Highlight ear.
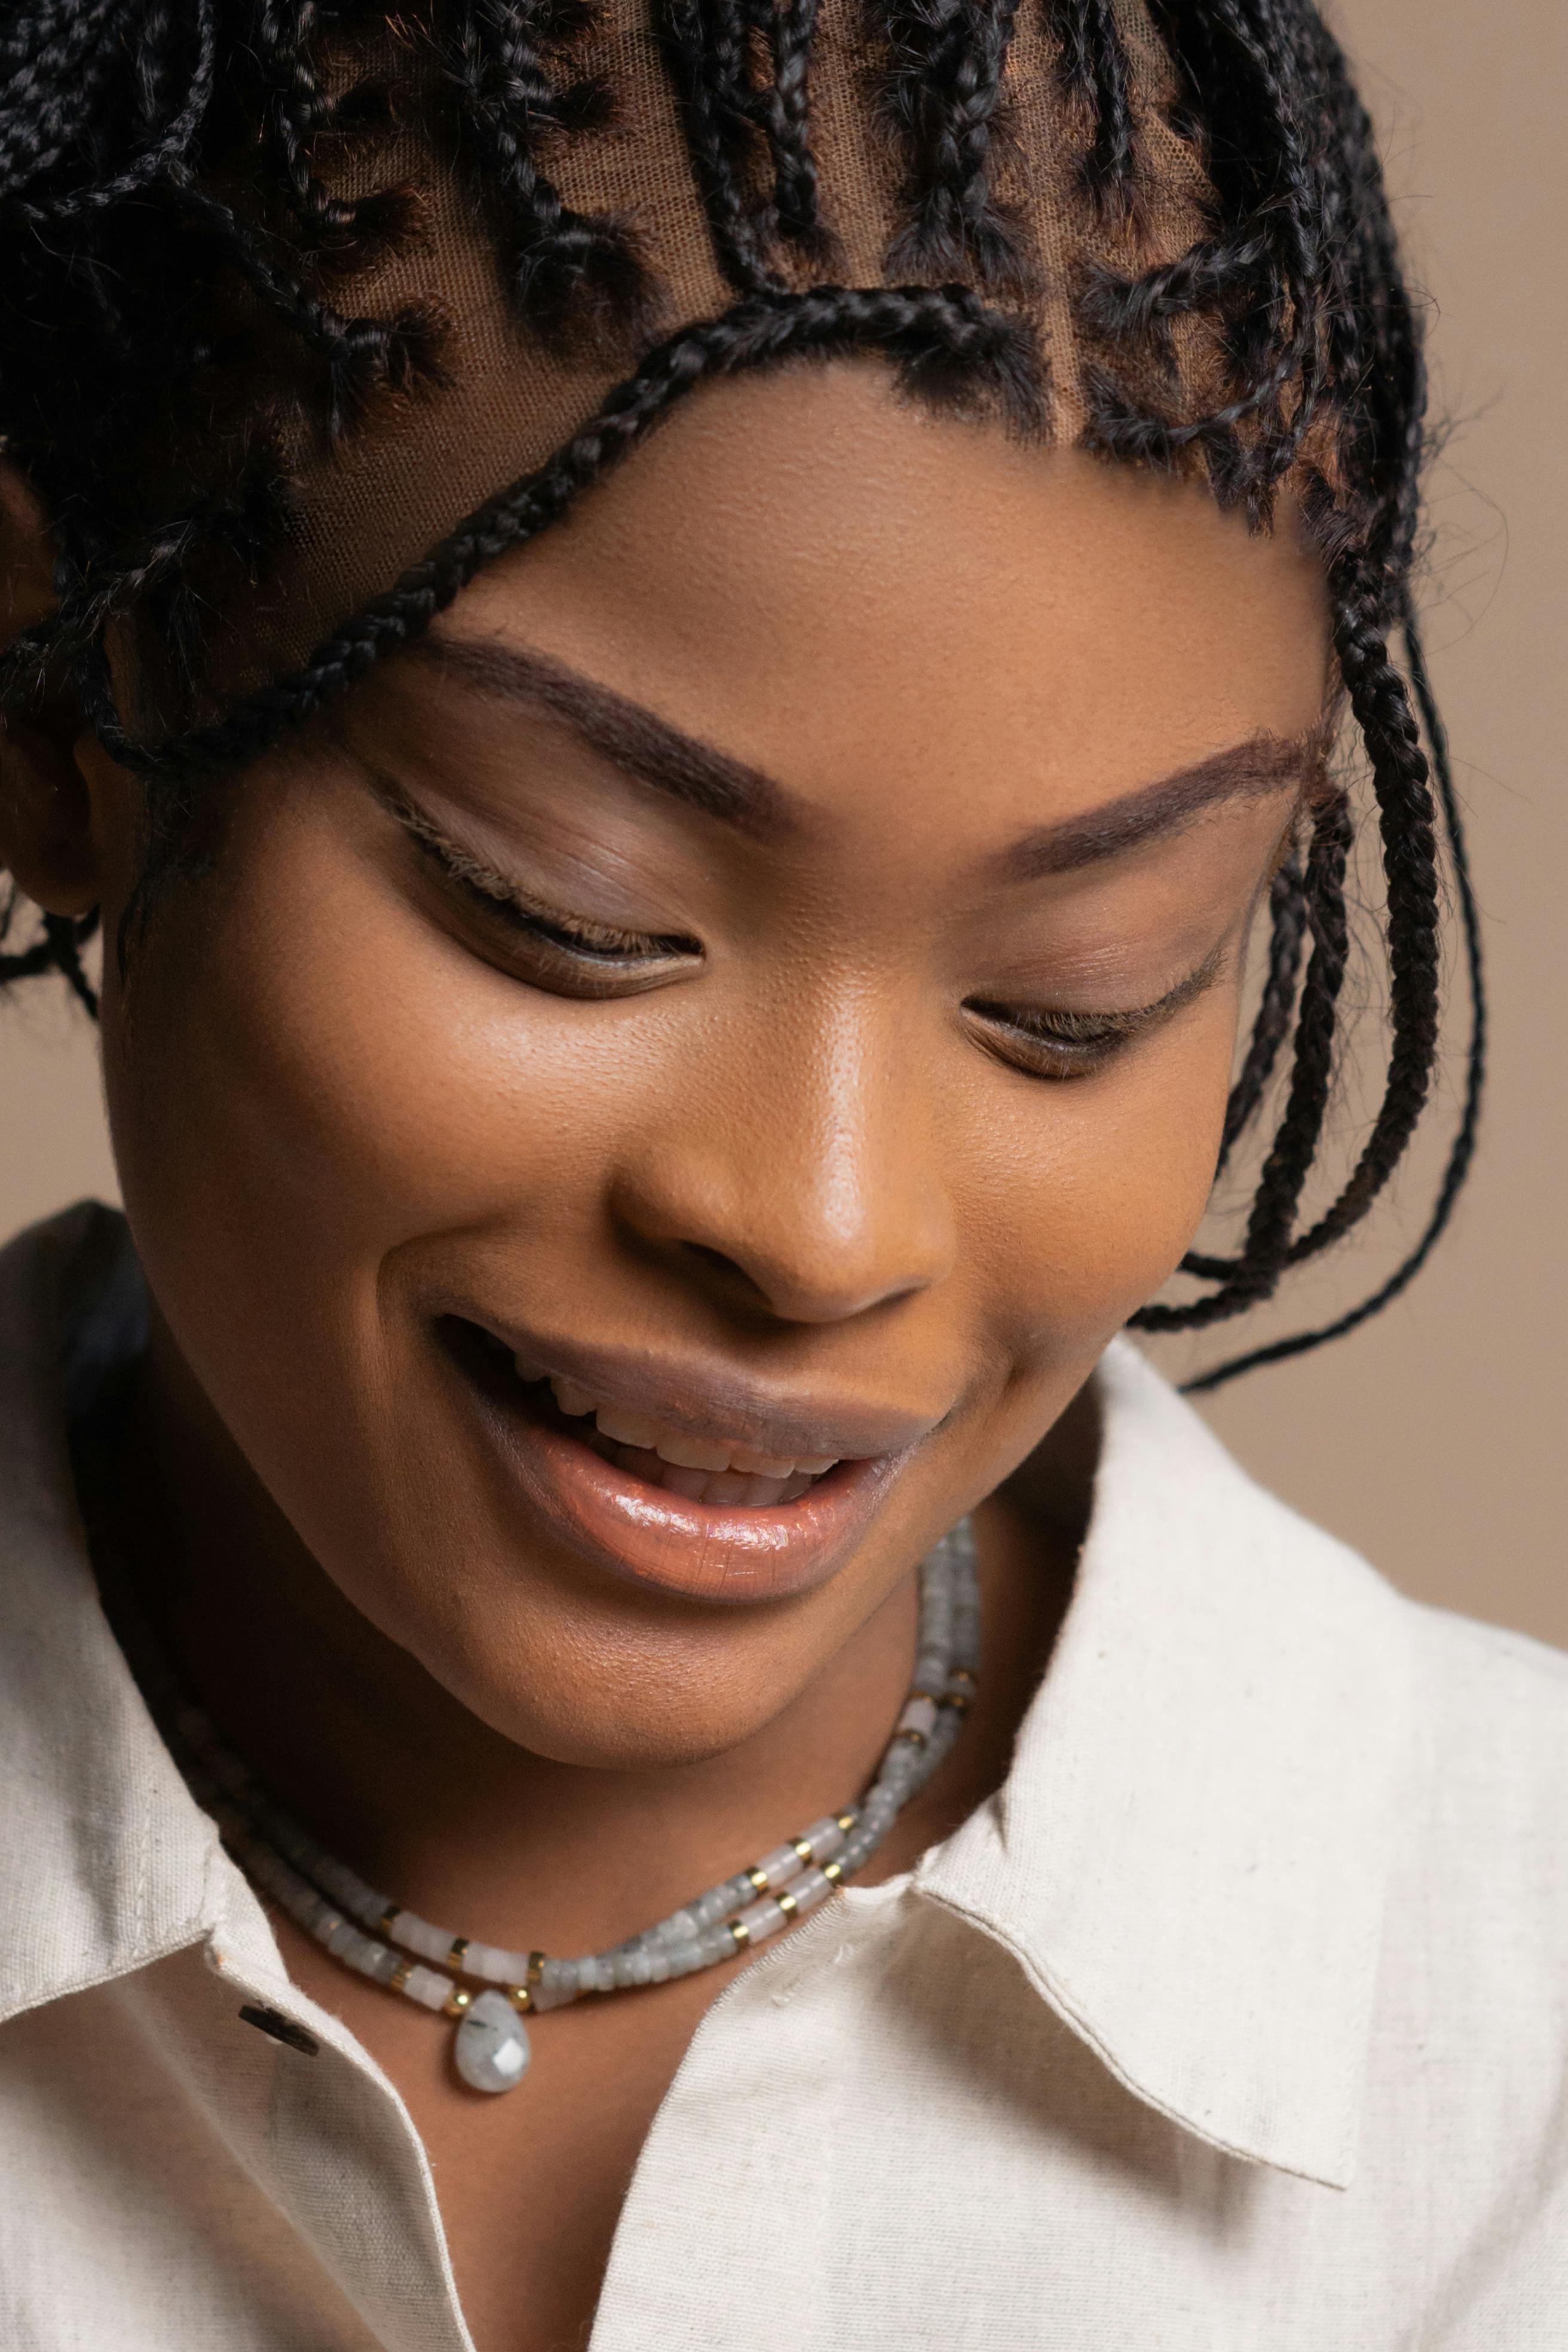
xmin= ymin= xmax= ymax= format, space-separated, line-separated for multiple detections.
xmin=0 ymin=459 xmax=106 ymax=918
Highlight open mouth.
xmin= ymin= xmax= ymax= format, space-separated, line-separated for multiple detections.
xmin=437 ymin=1316 xmax=910 ymax=1602
xmin=446 ymin=1321 xmax=846 ymax=1513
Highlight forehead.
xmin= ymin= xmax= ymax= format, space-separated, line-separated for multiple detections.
xmin=433 ymin=365 xmax=1331 ymax=814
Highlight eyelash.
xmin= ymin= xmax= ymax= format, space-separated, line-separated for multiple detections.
xmin=408 ymin=822 xmax=692 ymax=969
xmin=962 ymin=1000 xmax=1154 ymax=1079
xmin=463 ymin=871 xmax=677 ymax=961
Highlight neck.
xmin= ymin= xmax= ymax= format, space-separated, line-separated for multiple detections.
xmin=104 ymin=1315 xmax=1084 ymax=1958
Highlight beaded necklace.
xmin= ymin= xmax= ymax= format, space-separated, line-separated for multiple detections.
xmin=139 ymin=1520 xmax=981 ymax=2096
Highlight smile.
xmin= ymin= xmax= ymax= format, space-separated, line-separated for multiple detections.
xmin=437 ymin=1320 xmax=929 ymax=1605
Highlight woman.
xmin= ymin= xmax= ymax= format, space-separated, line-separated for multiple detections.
xmin=0 ymin=1 xmax=1544 ymax=2346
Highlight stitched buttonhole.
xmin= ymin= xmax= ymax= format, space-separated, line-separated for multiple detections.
xmin=239 ymin=2003 xmax=320 ymax=2057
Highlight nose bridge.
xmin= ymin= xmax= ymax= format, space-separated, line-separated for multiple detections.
xmin=613 ymin=976 xmax=956 ymax=1324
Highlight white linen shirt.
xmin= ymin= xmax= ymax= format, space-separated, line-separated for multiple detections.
xmin=5 ymin=1201 xmax=1568 ymax=2350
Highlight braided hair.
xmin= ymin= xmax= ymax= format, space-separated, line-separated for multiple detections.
xmin=0 ymin=0 xmax=1484 ymax=1388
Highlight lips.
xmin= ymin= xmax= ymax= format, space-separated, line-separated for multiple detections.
xmin=437 ymin=1320 xmax=930 ymax=1606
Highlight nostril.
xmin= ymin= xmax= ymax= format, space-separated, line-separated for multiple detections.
xmin=683 ymin=1241 xmax=769 ymax=1298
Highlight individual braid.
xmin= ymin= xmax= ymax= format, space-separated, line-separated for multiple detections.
xmin=753 ymin=0 xmax=831 ymax=254
xmin=1273 ymin=586 xmax=1441 ymax=1261
xmin=1215 ymin=853 xmax=1307 ymax=1174
xmin=659 ymin=0 xmax=782 ymax=290
xmin=1049 ymin=0 xmax=1138 ymax=219
xmin=872 ymin=0 xmax=1033 ymax=293
xmin=0 ymin=0 xmax=126 ymax=195
xmin=255 ymin=0 xmax=423 ymax=270
xmin=448 ymin=0 xmax=654 ymax=338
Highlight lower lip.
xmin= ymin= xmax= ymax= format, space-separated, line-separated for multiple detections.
xmin=449 ymin=1345 xmax=904 ymax=1606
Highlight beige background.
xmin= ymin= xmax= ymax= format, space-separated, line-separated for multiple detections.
xmin=2 ymin=0 xmax=1564 ymax=1639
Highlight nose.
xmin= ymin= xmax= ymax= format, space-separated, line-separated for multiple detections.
xmin=607 ymin=988 xmax=957 ymax=1327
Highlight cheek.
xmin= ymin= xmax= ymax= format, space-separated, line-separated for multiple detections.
xmin=961 ymin=1000 xmax=1237 ymax=1368
xmin=101 ymin=806 xmax=639 ymax=1367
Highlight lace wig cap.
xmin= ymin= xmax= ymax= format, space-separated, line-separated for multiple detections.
xmin=104 ymin=0 xmax=1306 ymax=757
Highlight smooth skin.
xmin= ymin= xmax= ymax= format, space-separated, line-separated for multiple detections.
xmin=0 ymin=360 xmax=1330 ymax=2351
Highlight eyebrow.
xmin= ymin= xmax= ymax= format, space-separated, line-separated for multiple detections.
xmin=412 ymin=632 xmax=796 ymax=842
xmin=414 ymin=630 xmax=1316 ymax=875
xmin=994 ymin=733 xmax=1319 ymax=881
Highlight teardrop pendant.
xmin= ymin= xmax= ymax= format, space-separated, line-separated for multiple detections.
xmin=454 ymin=1988 xmax=532 ymax=2094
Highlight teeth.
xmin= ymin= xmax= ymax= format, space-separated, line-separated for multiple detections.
xmin=727 ymin=1447 xmax=798 ymax=1478
xmin=651 ymin=1431 xmax=734 ymax=1472
xmin=544 ymin=1373 xmax=838 ymax=1497
xmin=593 ymin=1403 xmax=661 ymax=1450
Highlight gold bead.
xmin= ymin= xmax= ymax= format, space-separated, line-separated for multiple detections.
xmin=776 ymin=1889 xmax=798 ymax=1919
xmin=442 ymin=1984 xmax=473 ymax=2019
xmin=448 ymin=1936 xmax=470 ymax=1972
xmin=730 ymin=1920 xmax=751 ymax=1950
xmin=823 ymin=1860 xmax=844 ymax=1885
xmin=792 ymin=1838 xmax=814 ymax=1864
xmin=375 ymin=1903 xmax=400 ymax=1940
xmin=941 ymin=1690 xmax=973 ymax=1715
xmin=388 ymin=1956 xmax=415 ymax=1995
xmin=896 ymin=1726 xmax=928 ymax=1747
xmin=747 ymin=1865 xmax=770 ymax=1894
xmin=526 ymin=1950 xmax=545 ymax=1986
xmin=949 ymin=1667 xmax=977 ymax=1688
xmin=507 ymin=1983 xmax=532 ymax=2014
xmin=836 ymin=1811 xmax=858 ymax=1835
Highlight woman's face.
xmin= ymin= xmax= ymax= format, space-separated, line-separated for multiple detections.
xmin=82 ymin=364 xmax=1328 ymax=1766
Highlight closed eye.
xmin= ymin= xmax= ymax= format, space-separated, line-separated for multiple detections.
xmin=436 ymin=845 xmax=688 ymax=963
xmin=375 ymin=783 xmax=701 ymax=992
xmin=962 ymin=945 xmax=1227 ymax=1080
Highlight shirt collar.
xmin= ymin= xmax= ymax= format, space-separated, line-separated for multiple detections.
xmin=0 ymin=1208 xmax=1410 ymax=2188
xmin=0 ymin=1204 xmax=226 ymax=2024
xmin=918 ymin=1336 xmax=1412 ymax=2191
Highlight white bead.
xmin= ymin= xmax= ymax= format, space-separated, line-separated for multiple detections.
xmin=405 ymin=1965 xmax=454 ymax=2012
xmin=734 ymin=1897 xmax=786 ymax=1944
xmin=752 ymin=1843 xmax=803 ymax=1891
xmin=897 ymin=1695 xmax=939 ymax=1741
xmin=654 ymin=1908 xmax=699 ymax=1946
xmin=396 ymin=1913 xmax=452 ymax=1965
xmin=467 ymin=1942 xmax=530 ymax=1984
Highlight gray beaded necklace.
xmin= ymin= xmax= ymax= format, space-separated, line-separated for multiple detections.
xmin=157 ymin=1519 xmax=981 ymax=2095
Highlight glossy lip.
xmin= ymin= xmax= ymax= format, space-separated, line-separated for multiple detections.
xmin=437 ymin=1317 xmax=941 ymax=1606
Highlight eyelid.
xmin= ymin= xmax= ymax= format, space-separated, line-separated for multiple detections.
xmin=378 ymin=782 xmax=694 ymax=960
xmin=965 ymin=942 xmax=1229 ymax=1060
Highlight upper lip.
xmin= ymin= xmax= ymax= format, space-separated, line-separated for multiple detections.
xmin=464 ymin=1316 xmax=953 ymax=1463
